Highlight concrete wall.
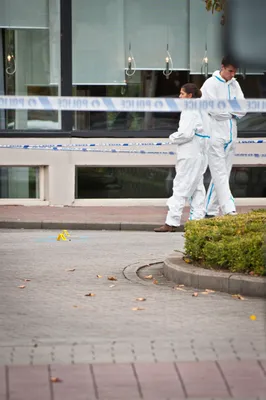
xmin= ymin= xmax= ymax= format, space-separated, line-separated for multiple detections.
xmin=0 ymin=137 xmax=265 ymax=206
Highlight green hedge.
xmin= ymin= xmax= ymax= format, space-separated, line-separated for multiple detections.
xmin=184 ymin=210 xmax=266 ymax=276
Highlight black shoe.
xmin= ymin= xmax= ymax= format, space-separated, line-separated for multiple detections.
xmin=204 ymin=214 xmax=216 ymax=219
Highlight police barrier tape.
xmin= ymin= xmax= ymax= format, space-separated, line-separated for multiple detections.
xmin=1 ymin=96 xmax=266 ymax=112
xmin=0 ymin=139 xmax=265 ymax=151
xmin=0 ymin=144 xmax=265 ymax=158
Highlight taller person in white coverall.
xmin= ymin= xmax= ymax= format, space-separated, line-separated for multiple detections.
xmin=201 ymin=56 xmax=246 ymax=217
xmin=154 ymin=83 xmax=208 ymax=232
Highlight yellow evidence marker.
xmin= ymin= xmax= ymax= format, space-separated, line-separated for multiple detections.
xmin=57 ymin=233 xmax=67 ymax=241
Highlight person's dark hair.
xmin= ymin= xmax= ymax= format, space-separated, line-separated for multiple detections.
xmin=221 ymin=55 xmax=239 ymax=69
xmin=181 ymin=83 xmax=202 ymax=98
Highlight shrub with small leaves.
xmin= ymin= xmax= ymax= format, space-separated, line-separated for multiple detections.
xmin=184 ymin=210 xmax=266 ymax=276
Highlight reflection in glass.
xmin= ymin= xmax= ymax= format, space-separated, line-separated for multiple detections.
xmin=0 ymin=167 xmax=39 ymax=198
xmin=76 ymin=167 xmax=266 ymax=199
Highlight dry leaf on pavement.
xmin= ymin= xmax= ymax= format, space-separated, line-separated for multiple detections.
xmin=192 ymin=292 xmax=198 ymax=297
xmin=183 ymin=257 xmax=192 ymax=264
xmin=132 ymin=307 xmax=145 ymax=311
xmin=66 ymin=268 xmax=75 ymax=272
xmin=178 ymin=284 xmax=184 ymax=287
xmin=144 ymin=275 xmax=153 ymax=279
xmin=24 ymin=279 xmax=31 ymax=282
xmin=96 ymin=275 xmax=102 ymax=278
xmin=50 ymin=377 xmax=62 ymax=383
xmin=84 ymin=293 xmax=95 ymax=297
xmin=18 ymin=285 xmax=26 ymax=289
xmin=109 ymin=285 xmax=115 ymax=288
xmin=232 ymin=294 xmax=245 ymax=300
xmin=205 ymin=289 xmax=215 ymax=293
xmin=108 ymin=276 xmax=117 ymax=281
xmin=153 ymin=279 xmax=158 ymax=285
xmin=175 ymin=287 xmax=185 ymax=291
xmin=136 ymin=297 xmax=146 ymax=301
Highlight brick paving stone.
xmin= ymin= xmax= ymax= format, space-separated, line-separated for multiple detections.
xmin=0 ymin=366 xmax=6 ymax=400
xmin=176 ymin=361 xmax=230 ymax=398
xmin=92 ymin=363 xmax=141 ymax=400
xmin=259 ymin=360 xmax=266 ymax=375
xmin=218 ymin=360 xmax=266 ymax=399
xmin=135 ymin=362 xmax=185 ymax=399
xmin=8 ymin=365 xmax=51 ymax=400
xmin=50 ymin=365 xmax=96 ymax=400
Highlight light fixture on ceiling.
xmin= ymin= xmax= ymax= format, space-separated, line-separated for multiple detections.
xmin=201 ymin=44 xmax=208 ymax=79
xmin=239 ymin=67 xmax=246 ymax=80
xmin=163 ymin=44 xmax=173 ymax=80
xmin=5 ymin=3 xmax=16 ymax=76
xmin=125 ymin=43 xmax=136 ymax=77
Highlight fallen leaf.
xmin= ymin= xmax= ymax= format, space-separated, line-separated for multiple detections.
xmin=153 ymin=279 xmax=158 ymax=285
xmin=201 ymin=291 xmax=209 ymax=295
xmin=96 ymin=275 xmax=102 ymax=278
xmin=183 ymin=257 xmax=192 ymax=264
xmin=84 ymin=293 xmax=95 ymax=297
xmin=50 ymin=377 xmax=62 ymax=383
xmin=109 ymin=285 xmax=115 ymax=288
xmin=18 ymin=285 xmax=26 ymax=289
xmin=66 ymin=268 xmax=75 ymax=272
xmin=73 ymin=305 xmax=78 ymax=308
xmin=136 ymin=297 xmax=146 ymax=302
xmin=205 ymin=289 xmax=215 ymax=293
xmin=24 ymin=279 xmax=31 ymax=282
xmin=175 ymin=287 xmax=185 ymax=291
xmin=192 ymin=292 xmax=198 ymax=297
xmin=178 ymin=284 xmax=185 ymax=287
xmin=232 ymin=294 xmax=245 ymax=300
xmin=144 ymin=275 xmax=153 ymax=279
xmin=250 ymin=314 xmax=257 ymax=321
xmin=108 ymin=276 xmax=117 ymax=281
xmin=132 ymin=307 xmax=145 ymax=311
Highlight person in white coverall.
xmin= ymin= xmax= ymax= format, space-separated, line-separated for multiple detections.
xmin=154 ymin=83 xmax=209 ymax=232
xmin=201 ymin=56 xmax=246 ymax=217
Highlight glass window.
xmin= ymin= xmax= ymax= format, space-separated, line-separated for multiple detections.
xmin=0 ymin=0 xmax=60 ymax=130
xmin=73 ymin=70 xmax=190 ymax=131
xmin=236 ymin=74 xmax=266 ymax=132
xmin=76 ymin=166 xmax=266 ymax=199
xmin=0 ymin=0 xmax=265 ymax=135
xmin=72 ymin=0 xmax=125 ymax=86
xmin=0 ymin=167 xmax=40 ymax=198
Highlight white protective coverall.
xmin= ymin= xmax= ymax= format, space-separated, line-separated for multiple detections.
xmin=165 ymin=110 xmax=209 ymax=227
xmin=201 ymin=70 xmax=246 ymax=216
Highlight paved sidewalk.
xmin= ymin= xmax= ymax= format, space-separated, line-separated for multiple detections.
xmin=1 ymin=230 xmax=265 ymax=399
xmin=0 ymin=205 xmax=264 ymax=230
xmin=1 ymin=360 xmax=266 ymax=400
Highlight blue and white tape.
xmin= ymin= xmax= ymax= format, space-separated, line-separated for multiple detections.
xmin=0 ymin=144 xmax=176 ymax=156
xmin=1 ymin=96 xmax=266 ymax=112
xmin=0 ymin=139 xmax=265 ymax=151
xmin=0 ymin=144 xmax=265 ymax=158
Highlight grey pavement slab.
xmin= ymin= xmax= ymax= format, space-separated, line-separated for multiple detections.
xmin=0 ymin=229 xmax=265 ymax=367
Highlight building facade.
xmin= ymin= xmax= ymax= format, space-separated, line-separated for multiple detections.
xmin=0 ymin=0 xmax=265 ymax=205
